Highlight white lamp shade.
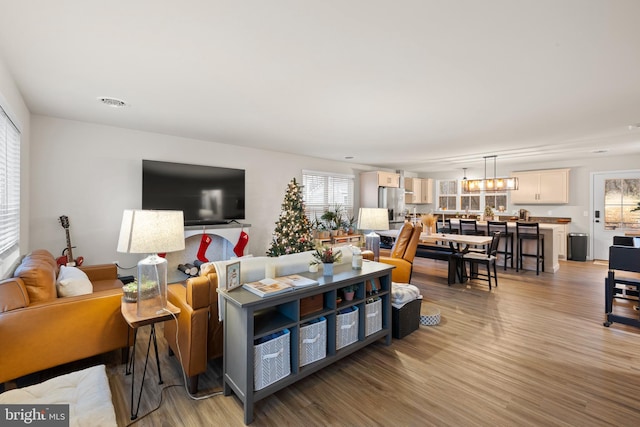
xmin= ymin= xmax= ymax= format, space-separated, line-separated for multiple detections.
xmin=357 ymin=208 xmax=389 ymax=231
xmin=117 ymin=210 xmax=185 ymax=254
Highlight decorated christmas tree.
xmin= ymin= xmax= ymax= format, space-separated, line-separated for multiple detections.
xmin=267 ymin=177 xmax=315 ymax=256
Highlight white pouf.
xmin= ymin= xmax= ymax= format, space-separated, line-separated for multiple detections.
xmin=420 ymin=304 xmax=441 ymax=326
xmin=0 ymin=364 xmax=117 ymax=427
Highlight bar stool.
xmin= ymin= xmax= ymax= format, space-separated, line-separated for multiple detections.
xmin=516 ymin=222 xmax=544 ymax=275
xmin=459 ymin=219 xmax=484 ymax=236
xmin=437 ymin=218 xmax=456 ymax=234
xmin=487 ymin=220 xmax=514 ymax=270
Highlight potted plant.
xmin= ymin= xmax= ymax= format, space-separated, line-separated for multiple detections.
xmin=321 ymin=205 xmax=346 ymax=236
xmin=311 ymin=246 xmax=342 ymax=276
xmin=484 ymin=205 xmax=494 ymax=221
xmin=342 ymin=284 xmax=358 ymax=301
xmin=122 ymin=280 xmax=158 ymax=302
xmin=346 ymin=215 xmax=357 ymax=235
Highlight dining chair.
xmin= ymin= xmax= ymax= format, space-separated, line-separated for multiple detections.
xmin=460 ymin=231 xmax=501 ymax=290
xmin=516 ymin=222 xmax=544 ymax=275
xmin=458 ymin=219 xmax=486 ymax=253
xmin=487 ymin=221 xmax=514 ymax=270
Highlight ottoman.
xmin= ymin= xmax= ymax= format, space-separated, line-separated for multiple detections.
xmin=0 ymin=364 xmax=117 ymax=426
xmin=392 ymin=298 xmax=422 ymax=338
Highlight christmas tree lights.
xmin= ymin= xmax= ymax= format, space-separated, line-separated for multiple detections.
xmin=267 ymin=178 xmax=315 ymax=257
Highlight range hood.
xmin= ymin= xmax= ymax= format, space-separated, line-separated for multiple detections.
xmin=396 ymin=170 xmax=412 ymax=193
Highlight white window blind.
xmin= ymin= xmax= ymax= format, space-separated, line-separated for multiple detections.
xmin=302 ymin=170 xmax=354 ymax=224
xmin=0 ymin=105 xmax=20 ymax=259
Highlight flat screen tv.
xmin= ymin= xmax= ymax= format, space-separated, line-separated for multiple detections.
xmin=142 ymin=159 xmax=245 ymax=225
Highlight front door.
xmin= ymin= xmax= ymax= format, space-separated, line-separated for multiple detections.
xmin=591 ymin=171 xmax=640 ymax=260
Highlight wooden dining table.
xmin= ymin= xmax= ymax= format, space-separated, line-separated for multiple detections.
xmin=417 ymin=232 xmax=493 ymax=284
xmin=419 ymin=232 xmax=493 ymax=247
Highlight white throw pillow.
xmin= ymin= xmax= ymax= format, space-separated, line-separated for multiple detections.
xmin=56 ymin=265 xmax=93 ymax=297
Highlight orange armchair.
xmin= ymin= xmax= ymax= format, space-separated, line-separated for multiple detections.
xmin=378 ymin=222 xmax=422 ymax=283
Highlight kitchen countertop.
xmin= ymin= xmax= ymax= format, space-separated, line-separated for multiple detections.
xmin=406 ymin=214 xmax=571 ymax=224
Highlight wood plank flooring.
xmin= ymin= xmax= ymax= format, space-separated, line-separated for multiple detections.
xmin=9 ymin=257 xmax=640 ymax=426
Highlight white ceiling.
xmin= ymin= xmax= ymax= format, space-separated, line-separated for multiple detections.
xmin=0 ymin=0 xmax=639 ymax=172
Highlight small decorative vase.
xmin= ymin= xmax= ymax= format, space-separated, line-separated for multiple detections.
xmin=344 ymin=291 xmax=355 ymax=301
xmin=323 ymin=263 xmax=334 ymax=276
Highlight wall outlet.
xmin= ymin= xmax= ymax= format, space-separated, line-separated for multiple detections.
xmin=547 ymin=210 xmax=552 ymax=216
xmin=583 ymin=211 xmax=589 ymax=217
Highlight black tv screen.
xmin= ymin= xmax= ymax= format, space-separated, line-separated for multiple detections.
xmin=142 ymin=160 xmax=245 ymax=225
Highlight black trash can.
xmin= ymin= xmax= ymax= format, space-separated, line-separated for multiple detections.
xmin=567 ymin=233 xmax=588 ymax=261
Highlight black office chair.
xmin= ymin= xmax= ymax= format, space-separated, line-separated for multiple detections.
xmin=613 ymin=236 xmax=635 ymax=246
xmin=487 ymin=221 xmax=514 ymax=270
xmin=461 ymin=231 xmax=501 ymax=290
xmin=516 ymin=222 xmax=544 ymax=275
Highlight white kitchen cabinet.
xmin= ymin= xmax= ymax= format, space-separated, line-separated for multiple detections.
xmin=556 ymin=224 xmax=568 ymax=259
xmin=404 ymin=178 xmax=433 ymax=204
xmin=420 ymin=178 xmax=433 ymax=203
xmin=374 ymin=171 xmax=400 ymax=187
xmin=404 ymin=177 xmax=422 ymax=204
xmin=511 ymin=169 xmax=570 ymax=204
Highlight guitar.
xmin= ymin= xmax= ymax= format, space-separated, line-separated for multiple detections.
xmin=57 ymin=215 xmax=84 ymax=267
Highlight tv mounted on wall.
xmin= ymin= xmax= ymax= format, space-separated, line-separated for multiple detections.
xmin=142 ymin=159 xmax=245 ymax=225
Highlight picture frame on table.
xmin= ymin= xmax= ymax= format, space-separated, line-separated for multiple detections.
xmin=226 ymin=261 xmax=241 ymax=291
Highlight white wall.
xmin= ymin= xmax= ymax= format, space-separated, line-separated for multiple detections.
xmin=0 ymin=57 xmax=30 ymax=277
xmin=29 ymin=115 xmax=376 ymax=267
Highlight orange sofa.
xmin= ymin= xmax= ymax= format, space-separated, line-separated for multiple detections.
xmin=0 ymin=250 xmax=129 ymax=385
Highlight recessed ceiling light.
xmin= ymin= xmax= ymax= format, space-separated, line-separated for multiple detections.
xmin=628 ymin=123 xmax=640 ymax=130
xmin=344 ymin=156 xmax=354 ymax=160
xmin=592 ymin=149 xmax=608 ymax=154
xmin=97 ymin=96 xmax=128 ymax=108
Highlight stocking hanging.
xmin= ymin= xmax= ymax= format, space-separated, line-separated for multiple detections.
xmin=234 ymin=230 xmax=249 ymax=257
xmin=197 ymin=234 xmax=212 ymax=262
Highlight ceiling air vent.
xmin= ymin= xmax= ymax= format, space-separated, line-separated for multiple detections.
xmin=97 ymin=96 xmax=128 ymax=108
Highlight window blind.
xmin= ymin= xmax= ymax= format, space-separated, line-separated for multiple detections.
xmin=0 ymin=105 xmax=20 ymax=258
xmin=302 ymin=171 xmax=354 ymax=223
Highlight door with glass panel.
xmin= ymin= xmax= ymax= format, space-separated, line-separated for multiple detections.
xmin=592 ymin=171 xmax=640 ymax=260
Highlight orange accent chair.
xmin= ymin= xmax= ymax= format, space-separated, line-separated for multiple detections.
xmin=364 ymin=222 xmax=421 ymax=283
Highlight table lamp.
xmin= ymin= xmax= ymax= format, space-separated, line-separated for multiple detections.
xmin=357 ymin=208 xmax=389 ymax=261
xmin=117 ymin=210 xmax=185 ymax=317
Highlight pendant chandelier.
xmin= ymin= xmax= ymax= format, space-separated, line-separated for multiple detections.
xmin=461 ymin=155 xmax=518 ymax=192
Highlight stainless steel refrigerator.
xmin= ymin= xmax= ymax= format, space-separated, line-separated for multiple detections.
xmin=378 ymin=186 xmax=406 ymax=229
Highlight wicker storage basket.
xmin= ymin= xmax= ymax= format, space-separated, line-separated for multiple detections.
xmin=254 ymin=329 xmax=291 ymax=390
xmin=299 ymin=317 xmax=327 ymax=367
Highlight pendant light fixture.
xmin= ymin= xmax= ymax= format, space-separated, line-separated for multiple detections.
xmin=461 ymin=155 xmax=518 ymax=192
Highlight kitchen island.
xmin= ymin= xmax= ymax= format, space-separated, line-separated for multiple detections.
xmin=382 ymin=220 xmax=565 ymax=273
xmin=450 ymin=220 xmax=564 ymax=273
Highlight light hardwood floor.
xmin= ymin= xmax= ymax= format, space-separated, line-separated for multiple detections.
xmin=13 ymin=257 xmax=640 ymax=426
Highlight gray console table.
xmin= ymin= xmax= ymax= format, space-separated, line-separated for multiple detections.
xmin=219 ymin=260 xmax=393 ymax=424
